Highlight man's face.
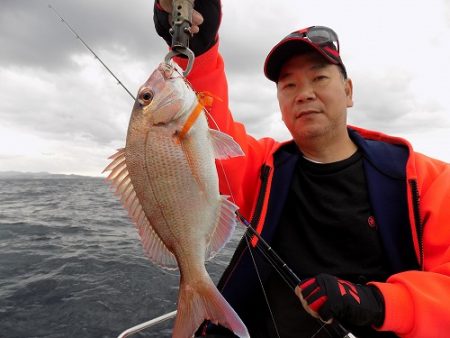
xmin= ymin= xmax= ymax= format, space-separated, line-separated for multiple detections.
xmin=276 ymin=52 xmax=353 ymax=143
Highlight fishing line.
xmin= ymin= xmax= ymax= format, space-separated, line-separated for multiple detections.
xmin=246 ymin=232 xmax=335 ymax=338
xmin=243 ymin=232 xmax=292 ymax=292
xmin=311 ymin=322 xmax=331 ymax=338
xmin=244 ymin=234 xmax=282 ymax=338
xmin=48 ymin=4 xmax=136 ymax=101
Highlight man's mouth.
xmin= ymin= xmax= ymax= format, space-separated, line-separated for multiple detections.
xmin=295 ymin=110 xmax=320 ymax=119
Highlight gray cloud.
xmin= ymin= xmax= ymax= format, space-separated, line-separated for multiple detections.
xmin=349 ymin=70 xmax=449 ymax=133
xmin=0 ymin=0 xmax=161 ymax=71
xmin=0 ymin=66 xmax=129 ymax=146
xmin=224 ymin=72 xmax=279 ymax=136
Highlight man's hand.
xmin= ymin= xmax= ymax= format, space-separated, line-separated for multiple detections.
xmin=294 ymin=273 xmax=385 ymax=327
xmin=154 ymin=0 xmax=221 ymax=56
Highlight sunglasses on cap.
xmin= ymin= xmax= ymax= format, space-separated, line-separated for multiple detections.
xmin=286 ymin=26 xmax=341 ymax=63
xmin=264 ymin=25 xmax=347 ymax=81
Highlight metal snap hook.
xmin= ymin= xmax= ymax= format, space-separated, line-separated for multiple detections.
xmin=164 ymin=47 xmax=195 ymax=77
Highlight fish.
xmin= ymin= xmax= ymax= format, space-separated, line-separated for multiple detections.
xmin=103 ymin=62 xmax=249 ymax=338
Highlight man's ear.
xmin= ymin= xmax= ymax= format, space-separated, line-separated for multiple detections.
xmin=345 ymin=78 xmax=353 ymax=108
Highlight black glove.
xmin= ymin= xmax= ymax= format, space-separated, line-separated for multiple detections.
xmin=298 ymin=273 xmax=385 ymax=327
xmin=153 ymin=0 xmax=221 ymax=56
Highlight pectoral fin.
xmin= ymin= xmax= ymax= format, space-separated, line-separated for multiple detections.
xmin=209 ymin=129 xmax=244 ymax=160
xmin=205 ymin=196 xmax=239 ymax=261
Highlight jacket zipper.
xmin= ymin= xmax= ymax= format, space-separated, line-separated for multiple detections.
xmin=409 ymin=179 xmax=424 ymax=269
xmin=250 ymin=165 xmax=271 ymax=228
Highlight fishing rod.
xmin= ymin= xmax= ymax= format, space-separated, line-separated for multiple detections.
xmin=48 ymin=4 xmax=136 ymax=101
xmin=236 ymin=212 xmax=357 ymax=338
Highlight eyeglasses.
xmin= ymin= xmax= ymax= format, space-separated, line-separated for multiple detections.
xmin=286 ymin=26 xmax=341 ymax=62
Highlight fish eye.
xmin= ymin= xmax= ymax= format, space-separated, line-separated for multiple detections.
xmin=138 ymin=89 xmax=154 ymax=105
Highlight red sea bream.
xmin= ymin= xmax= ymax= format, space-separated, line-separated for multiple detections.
xmin=104 ymin=62 xmax=249 ymax=338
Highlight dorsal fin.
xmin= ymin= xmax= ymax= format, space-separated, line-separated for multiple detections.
xmin=104 ymin=148 xmax=178 ymax=270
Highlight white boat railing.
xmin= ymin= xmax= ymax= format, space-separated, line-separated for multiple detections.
xmin=117 ymin=310 xmax=177 ymax=338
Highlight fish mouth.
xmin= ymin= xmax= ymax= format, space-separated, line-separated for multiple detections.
xmin=158 ymin=62 xmax=185 ymax=80
xmin=158 ymin=62 xmax=175 ymax=79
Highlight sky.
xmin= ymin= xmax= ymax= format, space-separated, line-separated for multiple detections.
xmin=1 ymin=0 xmax=449 ymax=176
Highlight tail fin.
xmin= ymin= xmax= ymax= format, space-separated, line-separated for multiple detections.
xmin=172 ymin=275 xmax=249 ymax=338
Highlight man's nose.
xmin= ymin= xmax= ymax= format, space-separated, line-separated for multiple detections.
xmin=295 ymin=84 xmax=316 ymax=102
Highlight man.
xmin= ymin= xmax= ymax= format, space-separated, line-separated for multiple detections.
xmin=154 ymin=1 xmax=450 ymax=337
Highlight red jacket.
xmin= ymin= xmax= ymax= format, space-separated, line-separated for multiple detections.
xmin=177 ymin=42 xmax=450 ymax=337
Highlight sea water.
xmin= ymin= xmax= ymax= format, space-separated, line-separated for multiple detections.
xmin=0 ymin=177 xmax=241 ymax=338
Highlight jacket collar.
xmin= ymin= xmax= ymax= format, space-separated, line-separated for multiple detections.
xmin=348 ymin=127 xmax=410 ymax=179
xmin=272 ymin=127 xmax=410 ymax=179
